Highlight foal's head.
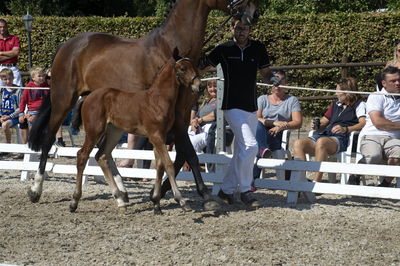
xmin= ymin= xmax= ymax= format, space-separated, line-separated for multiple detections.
xmin=173 ymin=50 xmax=201 ymax=94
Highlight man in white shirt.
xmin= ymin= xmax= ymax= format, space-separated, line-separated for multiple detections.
xmin=357 ymin=66 xmax=400 ymax=187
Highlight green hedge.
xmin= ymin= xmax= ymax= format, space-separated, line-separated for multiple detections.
xmin=3 ymin=12 xmax=400 ymax=115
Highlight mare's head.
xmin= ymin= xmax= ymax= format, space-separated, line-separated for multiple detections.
xmin=220 ymin=0 xmax=258 ymax=25
xmin=173 ymin=49 xmax=201 ymax=94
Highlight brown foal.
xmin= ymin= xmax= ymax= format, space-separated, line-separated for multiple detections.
xmin=70 ymin=51 xmax=200 ymax=214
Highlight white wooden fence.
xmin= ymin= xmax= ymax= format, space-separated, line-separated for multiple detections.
xmin=1 ymin=143 xmax=400 ymax=205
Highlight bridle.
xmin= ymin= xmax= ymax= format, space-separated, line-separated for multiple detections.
xmin=203 ymin=0 xmax=256 ymax=49
xmin=175 ymin=58 xmax=199 ymax=87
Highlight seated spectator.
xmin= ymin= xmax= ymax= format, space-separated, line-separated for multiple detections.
xmin=18 ymin=67 xmax=49 ymax=143
xmin=0 ymin=68 xmax=21 ymax=143
xmin=356 ymin=66 xmax=400 ymax=187
xmin=188 ymin=79 xmax=218 ymax=153
xmin=253 ymin=70 xmax=302 ymax=180
xmin=292 ymin=77 xmax=366 ymax=182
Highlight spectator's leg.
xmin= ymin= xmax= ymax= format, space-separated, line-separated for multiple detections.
xmin=19 ymin=119 xmax=29 ymax=144
xmin=313 ymin=137 xmax=337 ymax=182
xmin=381 ymin=138 xmax=400 ymax=185
xmin=189 ymin=132 xmax=208 ymax=153
xmin=117 ymin=133 xmax=137 ymax=167
xmin=2 ymin=120 xmax=12 ymax=143
xmin=55 ymin=127 xmax=66 ymax=147
xmin=253 ymin=122 xmax=269 ymax=180
xmin=255 ymin=121 xmax=268 ymax=154
xmin=292 ymin=137 xmax=316 ymax=161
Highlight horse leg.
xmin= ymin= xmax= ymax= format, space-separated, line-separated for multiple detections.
xmin=28 ymin=94 xmax=77 ymax=203
xmin=28 ymin=138 xmax=54 ymax=203
xmin=102 ymin=126 xmax=129 ymax=203
xmin=161 ymin=123 xmax=220 ymax=210
xmin=70 ymin=138 xmax=96 ymax=212
xmin=95 ymin=126 xmax=128 ymax=211
xmin=151 ymin=157 xmax=164 ymax=215
xmin=150 ymin=134 xmax=191 ymax=212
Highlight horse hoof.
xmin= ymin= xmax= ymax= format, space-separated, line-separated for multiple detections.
xmin=122 ymin=192 xmax=129 ymax=203
xmin=181 ymin=204 xmax=192 ymax=212
xmin=118 ymin=206 xmax=127 ymax=213
xmin=27 ymin=189 xmax=41 ymax=203
xmin=154 ymin=208 xmax=163 ymax=215
xmin=69 ymin=203 xmax=78 ymax=213
xmin=203 ymin=199 xmax=221 ymax=211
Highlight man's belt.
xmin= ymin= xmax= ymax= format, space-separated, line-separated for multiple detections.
xmin=0 ymin=63 xmax=17 ymax=67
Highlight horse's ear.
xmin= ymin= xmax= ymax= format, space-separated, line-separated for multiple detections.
xmin=172 ymin=47 xmax=180 ymax=61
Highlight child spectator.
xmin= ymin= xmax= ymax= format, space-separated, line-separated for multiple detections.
xmin=0 ymin=68 xmax=21 ymax=143
xmin=18 ymin=67 xmax=49 ymax=143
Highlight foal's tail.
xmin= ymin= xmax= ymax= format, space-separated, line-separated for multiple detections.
xmin=28 ymin=94 xmax=52 ymax=152
xmin=70 ymin=93 xmax=89 ymax=131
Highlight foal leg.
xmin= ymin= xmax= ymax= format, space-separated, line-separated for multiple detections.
xmin=151 ymin=157 xmax=164 ymax=215
xmin=96 ymin=128 xmax=128 ymax=211
xmin=97 ymin=126 xmax=129 ymax=203
xmin=151 ymin=135 xmax=191 ymax=212
xmin=70 ymin=137 xmax=97 ymax=212
xmin=162 ymin=122 xmax=219 ymax=210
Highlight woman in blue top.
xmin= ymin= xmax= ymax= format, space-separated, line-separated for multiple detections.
xmin=253 ymin=70 xmax=302 ymax=180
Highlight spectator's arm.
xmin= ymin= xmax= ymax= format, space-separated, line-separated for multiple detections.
xmin=0 ymin=47 xmax=20 ymax=61
xmin=348 ymin=116 xmax=366 ymax=132
xmin=319 ymin=116 xmax=330 ymax=129
xmin=198 ymin=111 xmax=215 ymax=124
xmin=257 ymin=109 xmax=266 ymax=124
xmin=287 ymin=111 xmax=302 ymax=129
xmin=369 ymin=110 xmax=400 ymax=131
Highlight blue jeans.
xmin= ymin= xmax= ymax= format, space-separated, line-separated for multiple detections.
xmin=253 ymin=121 xmax=283 ymax=179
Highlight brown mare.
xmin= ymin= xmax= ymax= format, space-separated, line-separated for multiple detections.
xmin=70 ymin=50 xmax=200 ymax=214
xmin=27 ymin=0 xmax=257 ymax=209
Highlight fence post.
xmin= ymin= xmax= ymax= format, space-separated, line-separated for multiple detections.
xmin=341 ymin=56 xmax=348 ymax=78
xmin=216 ymin=64 xmax=225 ymax=153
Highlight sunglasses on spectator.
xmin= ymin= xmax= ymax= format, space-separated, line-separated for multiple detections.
xmin=46 ymin=76 xmax=51 ymax=80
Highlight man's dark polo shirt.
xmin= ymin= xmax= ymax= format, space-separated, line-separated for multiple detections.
xmin=207 ymin=40 xmax=270 ymax=112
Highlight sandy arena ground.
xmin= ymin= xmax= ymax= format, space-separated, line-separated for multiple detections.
xmin=1 ymin=127 xmax=400 ymax=265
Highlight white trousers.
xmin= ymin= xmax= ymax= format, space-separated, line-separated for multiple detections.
xmin=188 ymin=123 xmax=212 ymax=153
xmin=0 ymin=65 xmax=22 ymax=87
xmin=221 ymin=109 xmax=258 ymax=194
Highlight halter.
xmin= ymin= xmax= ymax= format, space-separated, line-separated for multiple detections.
xmin=175 ymin=58 xmax=199 ymax=86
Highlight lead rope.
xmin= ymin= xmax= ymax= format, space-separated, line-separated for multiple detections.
xmin=202 ymin=15 xmax=232 ymax=51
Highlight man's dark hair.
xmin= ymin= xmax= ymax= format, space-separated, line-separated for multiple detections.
xmin=0 ymin=19 xmax=7 ymax=25
xmin=382 ymin=65 xmax=400 ymax=80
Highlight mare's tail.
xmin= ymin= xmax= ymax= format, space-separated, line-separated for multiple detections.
xmin=28 ymin=94 xmax=52 ymax=151
xmin=70 ymin=94 xmax=89 ymax=131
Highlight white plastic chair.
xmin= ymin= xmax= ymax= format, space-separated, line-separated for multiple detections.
xmin=306 ymin=130 xmax=359 ymax=184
